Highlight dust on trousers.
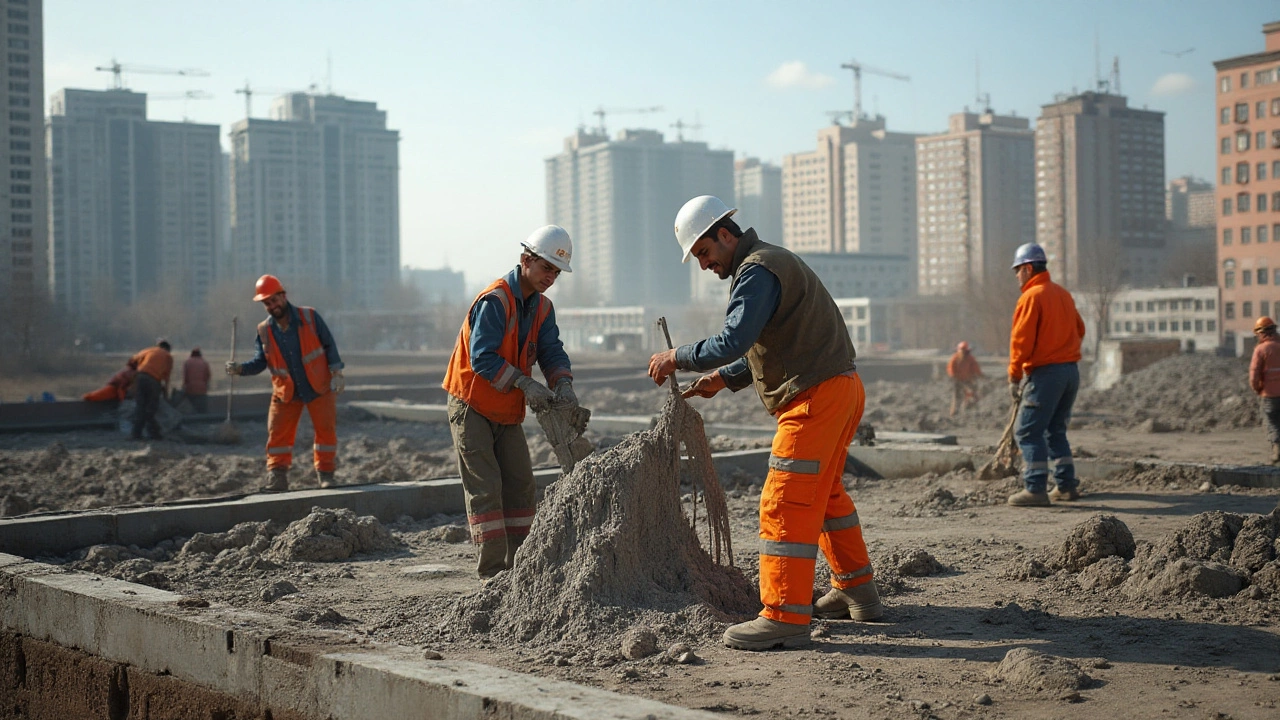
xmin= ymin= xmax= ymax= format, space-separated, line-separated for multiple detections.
xmin=266 ymin=392 xmax=337 ymax=471
xmin=759 ymin=373 xmax=875 ymax=626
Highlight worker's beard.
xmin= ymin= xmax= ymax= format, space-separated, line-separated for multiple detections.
xmin=269 ymin=304 xmax=288 ymax=319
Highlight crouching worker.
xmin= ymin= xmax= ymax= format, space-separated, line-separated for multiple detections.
xmin=443 ymin=226 xmax=577 ymax=580
xmin=83 ymin=362 xmax=138 ymax=403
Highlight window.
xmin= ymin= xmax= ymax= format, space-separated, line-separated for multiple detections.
xmin=1244 ymin=269 xmax=1253 ymax=285
xmin=1113 ymin=322 xmax=1121 ymax=333
xmin=1260 ymin=131 xmax=1268 ymax=149
xmin=1242 ymin=72 xmax=1250 ymax=88
xmin=1274 ymin=98 xmax=1280 ymax=116
xmin=1223 ymin=167 xmax=1233 ymax=185
xmin=1147 ymin=301 xmax=1156 ymax=312
xmin=1238 ymin=132 xmax=1251 ymax=151
xmin=1239 ymin=193 xmax=1251 ymax=212
xmin=1222 ymin=107 xmax=1231 ymax=124
xmin=1261 ymin=163 xmax=1270 ymax=180
xmin=1245 ymin=301 xmax=1254 ymax=317
xmin=1273 ymin=130 xmax=1280 ymax=148
xmin=1196 ymin=319 xmax=1204 ymax=332
xmin=1244 ymin=226 xmax=1254 ymax=244
xmin=1222 ymin=76 xmax=1232 ymax=93
xmin=1265 ymin=301 xmax=1273 ymax=317
xmin=1196 ymin=299 xmax=1204 ymax=311
xmin=1159 ymin=321 xmax=1168 ymax=332
xmin=1208 ymin=299 xmax=1216 ymax=310
xmin=1260 ymin=101 xmax=1268 ymax=119
xmin=1224 ymin=198 xmax=1234 ymax=216
xmin=1237 ymin=103 xmax=1251 ymax=122
xmin=1125 ymin=321 xmax=1133 ymax=332
xmin=1124 ymin=302 xmax=1132 ymax=312
xmin=1225 ymin=271 xmax=1236 ymax=288
xmin=1274 ymin=161 xmax=1280 ymax=177
xmin=1261 ymin=194 xmax=1270 ymax=212
xmin=1262 ymin=225 xmax=1271 ymax=244
xmin=1148 ymin=321 xmax=1156 ymax=332
xmin=1260 ymin=268 xmax=1269 ymax=285
xmin=1238 ymin=162 xmax=1251 ymax=183
xmin=1209 ymin=320 xmax=1218 ymax=331
xmin=1274 ymin=192 xmax=1280 ymax=211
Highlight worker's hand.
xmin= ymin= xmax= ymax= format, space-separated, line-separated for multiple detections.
xmin=648 ymin=349 xmax=678 ymax=386
xmin=515 ymin=375 xmax=555 ymax=413
xmin=330 ymin=369 xmax=345 ymax=394
xmin=225 ymin=362 xmax=242 ymax=376
xmin=1008 ymin=379 xmax=1022 ymax=402
xmin=682 ymin=372 xmax=726 ymax=399
xmin=553 ymin=378 xmax=578 ymax=410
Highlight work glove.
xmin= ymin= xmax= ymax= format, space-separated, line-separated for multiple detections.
xmin=330 ymin=369 xmax=345 ymax=394
xmin=1009 ymin=379 xmax=1022 ymax=402
xmin=515 ymin=375 xmax=555 ymax=413
xmin=225 ymin=361 xmax=242 ymax=376
xmin=553 ymin=378 xmax=578 ymax=410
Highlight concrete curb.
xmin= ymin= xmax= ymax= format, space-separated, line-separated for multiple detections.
xmin=0 ymin=553 xmax=719 ymax=719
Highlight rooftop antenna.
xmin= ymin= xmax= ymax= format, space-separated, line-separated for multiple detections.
xmin=974 ymin=56 xmax=991 ymax=113
xmin=326 ymin=51 xmax=333 ymax=95
xmin=1112 ymin=56 xmax=1121 ymax=95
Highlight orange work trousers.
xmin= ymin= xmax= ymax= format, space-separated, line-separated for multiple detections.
xmin=266 ymin=391 xmax=337 ymax=472
xmin=83 ymin=386 xmax=124 ymax=402
xmin=758 ymin=372 xmax=873 ymax=625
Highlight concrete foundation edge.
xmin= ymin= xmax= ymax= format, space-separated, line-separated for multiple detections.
xmin=0 ymin=554 xmax=719 ymax=720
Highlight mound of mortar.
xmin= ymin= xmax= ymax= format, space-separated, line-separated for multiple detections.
xmin=1050 ymin=515 xmax=1136 ymax=572
xmin=443 ymin=394 xmax=757 ymax=650
xmin=1122 ymin=509 xmax=1280 ymax=599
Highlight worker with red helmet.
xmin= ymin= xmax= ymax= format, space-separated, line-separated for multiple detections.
xmin=226 ymin=275 xmax=344 ymax=491
xmin=946 ymin=341 xmax=983 ymax=417
xmin=1249 ymin=316 xmax=1280 ymax=463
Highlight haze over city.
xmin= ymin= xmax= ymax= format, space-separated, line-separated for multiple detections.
xmin=43 ymin=0 xmax=1277 ymax=287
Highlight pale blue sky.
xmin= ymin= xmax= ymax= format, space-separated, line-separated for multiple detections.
xmin=45 ymin=1 xmax=1278 ymax=287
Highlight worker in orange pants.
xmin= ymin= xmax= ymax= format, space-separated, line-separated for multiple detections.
xmin=266 ymin=389 xmax=337 ymax=476
xmin=650 ymin=195 xmax=882 ymax=651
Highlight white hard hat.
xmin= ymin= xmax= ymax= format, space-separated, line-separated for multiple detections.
xmin=521 ymin=225 xmax=573 ymax=273
xmin=674 ymin=195 xmax=736 ymax=263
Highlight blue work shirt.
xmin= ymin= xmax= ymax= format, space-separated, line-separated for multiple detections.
xmin=239 ymin=303 xmax=344 ymax=403
xmin=469 ymin=266 xmax=571 ymax=389
xmin=675 ymin=263 xmax=781 ymax=392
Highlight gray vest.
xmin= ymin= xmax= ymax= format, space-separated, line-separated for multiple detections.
xmin=730 ymin=230 xmax=856 ymax=414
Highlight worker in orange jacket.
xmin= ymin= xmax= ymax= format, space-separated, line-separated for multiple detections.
xmin=1248 ymin=316 xmax=1280 ymax=463
xmin=226 ymin=275 xmax=344 ymax=492
xmin=443 ymin=226 xmax=576 ymax=579
xmin=83 ymin=362 xmax=138 ymax=403
xmin=650 ymin=196 xmax=882 ymax=651
xmin=1006 ymin=243 xmax=1085 ymax=507
xmin=946 ymin=341 xmax=982 ymax=416
xmin=129 ymin=339 xmax=173 ymax=440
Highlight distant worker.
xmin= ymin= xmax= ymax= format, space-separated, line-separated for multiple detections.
xmin=946 ymin=341 xmax=983 ymax=417
xmin=649 ymin=195 xmax=882 ymax=652
xmin=129 ymin=339 xmax=173 ymax=440
xmin=1006 ymin=243 xmax=1085 ymax=507
xmin=1248 ymin=316 xmax=1280 ymax=464
xmin=443 ymin=226 xmax=577 ymax=580
xmin=182 ymin=347 xmax=212 ymax=414
xmin=226 ymin=275 xmax=344 ymax=492
xmin=83 ymin=361 xmax=138 ymax=403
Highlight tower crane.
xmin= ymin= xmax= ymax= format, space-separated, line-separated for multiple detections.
xmin=670 ymin=117 xmax=703 ymax=141
xmin=592 ymin=105 xmax=663 ymax=136
xmin=95 ymin=58 xmax=209 ymax=90
xmin=235 ymin=81 xmax=309 ymax=119
xmin=148 ymin=91 xmax=213 ymax=121
xmin=839 ymin=60 xmax=909 ymax=121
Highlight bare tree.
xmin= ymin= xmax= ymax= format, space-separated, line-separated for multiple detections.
xmin=1078 ymin=239 xmax=1125 ymax=362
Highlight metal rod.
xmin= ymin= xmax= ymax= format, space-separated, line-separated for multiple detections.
xmin=226 ymin=317 xmax=237 ymax=422
xmin=656 ymin=317 xmax=679 ymax=398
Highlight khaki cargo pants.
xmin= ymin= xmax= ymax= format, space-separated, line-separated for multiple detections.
xmin=447 ymin=395 xmax=537 ymax=579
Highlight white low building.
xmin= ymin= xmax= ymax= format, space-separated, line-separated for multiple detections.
xmin=1079 ymin=285 xmax=1221 ymax=353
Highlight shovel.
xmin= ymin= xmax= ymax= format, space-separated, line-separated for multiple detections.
xmin=978 ymin=395 xmax=1021 ymax=480
xmin=212 ymin=317 xmax=242 ymax=445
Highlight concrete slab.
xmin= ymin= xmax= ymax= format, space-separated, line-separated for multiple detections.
xmin=0 ymin=553 xmax=720 ymax=719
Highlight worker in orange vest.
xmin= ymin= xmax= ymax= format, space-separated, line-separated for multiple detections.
xmin=1248 ymin=316 xmax=1280 ymax=463
xmin=83 ymin=362 xmax=138 ymax=403
xmin=129 ymin=339 xmax=173 ymax=440
xmin=226 ymin=275 xmax=345 ymax=492
xmin=946 ymin=341 xmax=983 ymax=416
xmin=443 ymin=226 xmax=577 ymax=579
xmin=650 ymin=196 xmax=881 ymax=651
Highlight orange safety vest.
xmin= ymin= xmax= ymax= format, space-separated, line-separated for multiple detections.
xmin=443 ymin=277 xmax=550 ymax=425
xmin=257 ymin=306 xmax=332 ymax=403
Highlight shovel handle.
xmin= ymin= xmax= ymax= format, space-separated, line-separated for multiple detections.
xmin=226 ymin=317 xmax=237 ymax=422
xmin=656 ymin=317 xmax=679 ymax=398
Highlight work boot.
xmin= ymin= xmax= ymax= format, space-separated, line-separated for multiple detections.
xmin=260 ymin=468 xmax=289 ymax=493
xmin=1007 ymin=489 xmax=1051 ymax=507
xmin=814 ymin=582 xmax=884 ymax=621
xmin=722 ymin=617 xmax=811 ymax=651
xmin=317 ymin=471 xmax=337 ymax=488
xmin=1271 ymin=444 xmax=1280 ymax=465
xmin=1049 ymin=485 xmax=1081 ymax=502
xmin=505 ymin=534 xmax=525 ymax=570
xmin=476 ymin=539 xmax=507 ymax=580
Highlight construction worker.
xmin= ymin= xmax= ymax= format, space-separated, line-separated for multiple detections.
xmin=649 ymin=195 xmax=882 ymax=651
xmin=1007 ymin=242 xmax=1086 ymax=507
xmin=1248 ymin=316 xmax=1280 ymax=464
xmin=128 ymin=339 xmax=173 ymax=440
xmin=947 ymin=341 xmax=982 ymax=416
xmin=226 ymin=275 xmax=344 ymax=492
xmin=182 ymin=347 xmax=212 ymax=414
xmin=443 ymin=226 xmax=577 ymax=580
xmin=83 ymin=362 xmax=138 ymax=403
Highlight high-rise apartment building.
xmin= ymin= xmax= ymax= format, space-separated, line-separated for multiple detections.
xmin=230 ymin=93 xmax=400 ymax=309
xmin=48 ymin=89 xmax=220 ymax=317
xmin=1167 ymin=176 xmax=1216 ymax=230
xmin=1214 ymin=21 xmax=1280 ymax=351
xmin=734 ymin=158 xmax=782 ymax=243
xmin=916 ymin=111 xmax=1036 ymax=296
xmin=0 ymin=0 xmax=46 ymax=337
xmin=546 ymin=128 xmax=734 ymax=306
xmin=1035 ymin=91 xmax=1166 ymax=289
xmin=782 ymin=117 xmax=919 ymax=282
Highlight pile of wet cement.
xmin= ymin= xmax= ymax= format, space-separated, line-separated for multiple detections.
xmin=440 ymin=394 xmax=757 ymax=652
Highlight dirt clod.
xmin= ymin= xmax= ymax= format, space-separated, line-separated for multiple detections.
xmin=260 ymin=580 xmax=299 ymax=602
xmin=884 ymin=549 xmax=944 ymax=576
xmin=621 ymin=628 xmax=659 ymax=660
xmin=1125 ymin=559 xmax=1247 ymax=599
xmin=1076 ymin=555 xmax=1130 ymax=591
xmin=1052 ymin=515 xmax=1136 ymax=572
xmin=990 ymin=647 xmax=1091 ymax=693
xmin=266 ymin=507 xmax=399 ymax=563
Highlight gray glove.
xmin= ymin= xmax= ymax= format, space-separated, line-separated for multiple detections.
xmin=330 ymin=369 xmax=345 ymax=394
xmin=553 ymin=378 xmax=578 ymax=410
xmin=1009 ymin=379 xmax=1022 ymax=402
xmin=514 ymin=375 xmax=555 ymax=413
xmin=225 ymin=361 xmax=242 ymax=376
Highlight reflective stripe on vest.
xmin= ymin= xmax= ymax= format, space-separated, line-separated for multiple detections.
xmin=259 ymin=306 xmax=332 ymax=403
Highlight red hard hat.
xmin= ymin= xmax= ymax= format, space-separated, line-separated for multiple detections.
xmin=253 ymin=274 xmax=285 ymax=302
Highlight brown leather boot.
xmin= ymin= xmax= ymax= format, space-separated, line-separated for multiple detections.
xmin=814 ymin=582 xmax=885 ymax=621
xmin=476 ymin=539 xmax=507 ymax=579
xmin=722 ymin=617 xmax=811 ymax=651
xmin=317 ymin=471 xmax=337 ymax=488
xmin=260 ymin=468 xmax=289 ymax=493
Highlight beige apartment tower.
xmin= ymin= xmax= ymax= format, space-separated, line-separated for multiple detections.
xmin=1213 ymin=21 xmax=1280 ymax=351
xmin=916 ymin=111 xmax=1035 ymax=296
xmin=1035 ymin=91 xmax=1166 ymax=290
xmin=782 ymin=117 xmax=918 ymax=285
xmin=0 ymin=0 xmax=46 ymax=345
